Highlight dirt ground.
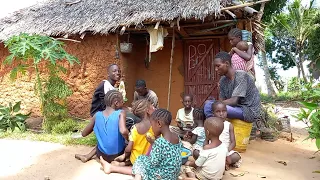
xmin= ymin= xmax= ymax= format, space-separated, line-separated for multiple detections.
xmin=1 ymin=110 xmax=320 ymax=180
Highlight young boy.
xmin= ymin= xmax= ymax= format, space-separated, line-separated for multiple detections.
xmin=212 ymin=101 xmax=242 ymax=169
xmin=170 ymin=94 xmax=194 ymax=137
xmin=184 ymin=117 xmax=228 ymax=180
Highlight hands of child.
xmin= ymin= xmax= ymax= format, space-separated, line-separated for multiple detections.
xmin=114 ymin=153 xmax=126 ymax=162
xmin=185 ymin=161 xmax=192 ymax=166
xmin=146 ymin=132 xmax=155 ymax=144
xmin=186 ymin=124 xmax=193 ymax=129
xmin=177 ymin=122 xmax=184 ymax=130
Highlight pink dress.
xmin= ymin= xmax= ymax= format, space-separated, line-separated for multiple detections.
xmin=231 ymin=53 xmax=247 ymax=71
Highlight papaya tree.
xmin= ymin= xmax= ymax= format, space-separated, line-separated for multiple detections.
xmin=3 ymin=33 xmax=79 ymax=127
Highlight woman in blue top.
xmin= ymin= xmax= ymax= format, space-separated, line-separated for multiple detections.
xmin=81 ymin=90 xmax=129 ymax=162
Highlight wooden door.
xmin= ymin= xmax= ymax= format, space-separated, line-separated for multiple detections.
xmin=184 ymin=39 xmax=220 ymax=107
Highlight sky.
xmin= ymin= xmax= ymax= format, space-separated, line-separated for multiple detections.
xmin=0 ymin=0 xmax=318 ymax=93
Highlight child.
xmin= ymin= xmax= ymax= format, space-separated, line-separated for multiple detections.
xmin=184 ymin=117 xmax=228 ymax=180
xmin=230 ymin=41 xmax=249 ymax=71
xmin=113 ymin=99 xmax=155 ymax=166
xmin=171 ymin=94 xmax=194 ymax=137
xmin=79 ymin=90 xmax=129 ymax=163
xmin=212 ymin=101 xmax=242 ymax=168
xmin=228 ymin=28 xmax=255 ymax=79
xmin=100 ymin=109 xmax=182 ymax=180
xmin=183 ymin=108 xmax=206 ymax=159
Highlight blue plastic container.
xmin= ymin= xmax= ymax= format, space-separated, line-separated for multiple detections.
xmin=181 ymin=147 xmax=192 ymax=165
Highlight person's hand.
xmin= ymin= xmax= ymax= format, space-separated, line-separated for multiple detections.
xmin=185 ymin=161 xmax=191 ymax=166
xmin=230 ymin=48 xmax=235 ymax=55
xmin=186 ymin=124 xmax=193 ymax=129
xmin=146 ymin=133 xmax=155 ymax=144
xmin=177 ymin=122 xmax=184 ymax=130
xmin=114 ymin=153 xmax=126 ymax=162
xmin=183 ymin=133 xmax=191 ymax=140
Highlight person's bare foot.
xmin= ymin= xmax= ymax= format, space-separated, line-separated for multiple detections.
xmin=111 ymin=161 xmax=121 ymax=166
xmin=75 ymin=154 xmax=89 ymax=163
xmin=100 ymin=156 xmax=112 ymax=174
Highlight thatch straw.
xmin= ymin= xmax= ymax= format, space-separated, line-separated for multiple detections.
xmin=0 ymin=0 xmax=231 ymax=41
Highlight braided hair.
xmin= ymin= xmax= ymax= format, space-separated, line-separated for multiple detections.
xmin=151 ymin=108 xmax=172 ymax=125
xmin=131 ymin=99 xmax=151 ymax=119
xmin=104 ymin=90 xmax=122 ymax=107
xmin=193 ymin=108 xmax=205 ymax=122
xmin=228 ymin=28 xmax=242 ymax=38
xmin=215 ymin=51 xmax=232 ymax=64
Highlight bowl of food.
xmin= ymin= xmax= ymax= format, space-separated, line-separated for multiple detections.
xmin=181 ymin=147 xmax=192 ymax=165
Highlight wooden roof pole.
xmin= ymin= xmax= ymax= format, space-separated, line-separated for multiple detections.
xmin=167 ymin=28 xmax=175 ymax=110
xmin=221 ymin=0 xmax=270 ymax=11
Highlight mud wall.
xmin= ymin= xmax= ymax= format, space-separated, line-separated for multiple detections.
xmin=0 ymin=35 xmax=121 ymax=118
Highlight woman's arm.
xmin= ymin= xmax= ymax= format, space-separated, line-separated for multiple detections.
xmin=81 ymin=115 xmax=96 ymax=137
xmin=228 ymin=123 xmax=236 ymax=152
xmin=232 ymin=44 xmax=253 ymax=61
xmin=119 ymin=111 xmax=129 ymax=140
xmin=223 ymin=97 xmax=239 ymax=106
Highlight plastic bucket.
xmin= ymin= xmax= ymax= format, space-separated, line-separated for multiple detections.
xmin=229 ymin=119 xmax=252 ymax=153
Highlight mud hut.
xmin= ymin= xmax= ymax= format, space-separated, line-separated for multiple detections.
xmin=0 ymin=0 xmax=267 ymax=118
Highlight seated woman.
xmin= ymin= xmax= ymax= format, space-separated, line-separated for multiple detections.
xmin=170 ymin=94 xmax=195 ymax=138
xmin=113 ymin=99 xmax=155 ymax=166
xmin=204 ymin=52 xmax=261 ymax=123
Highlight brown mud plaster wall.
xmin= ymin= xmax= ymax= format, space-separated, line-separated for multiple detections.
xmin=132 ymin=38 xmax=184 ymax=121
xmin=0 ymin=35 xmax=122 ymax=118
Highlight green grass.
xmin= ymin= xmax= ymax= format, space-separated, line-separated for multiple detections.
xmin=260 ymin=91 xmax=301 ymax=103
xmin=0 ymin=129 xmax=96 ymax=146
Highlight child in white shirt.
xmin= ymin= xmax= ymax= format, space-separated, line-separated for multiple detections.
xmin=184 ymin=117 xmax=228 ymax=180
xmin=212 ymin=101 xmax=242 ymax=169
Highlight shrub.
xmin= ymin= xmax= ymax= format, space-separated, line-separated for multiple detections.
xmin=0 ymin=101 xmax=30 ymax=132
xmin=51 ymin=118 xmax=78 ymax=134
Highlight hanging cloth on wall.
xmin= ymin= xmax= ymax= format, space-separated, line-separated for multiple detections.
xmin=147 ymin=26 xmax=168 ymax=53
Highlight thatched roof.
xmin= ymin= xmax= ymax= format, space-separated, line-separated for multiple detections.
xmin=0 ymin=0 xmax=232 ymax=41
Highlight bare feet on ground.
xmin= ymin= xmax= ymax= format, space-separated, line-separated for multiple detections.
xmin=99 ymin=156 xmax=112 ymax=174
xmin=75 ymin=154 xmax=89 ymax=163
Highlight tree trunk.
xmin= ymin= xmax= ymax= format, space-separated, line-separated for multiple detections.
xmin=297 ymin=63 xmax=301 ymax=79
xmin=299 ymin=53 xmax=308 ymax=82
xmin=261 ymin=51 xmax=276 ymax=97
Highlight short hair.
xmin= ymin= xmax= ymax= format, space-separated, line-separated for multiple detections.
xmin=108 ymin=64 xmax=118 ymax=72
xmin=136 ymin=79 xmax=146 ymax=88
xmin=183 ymin=93 xmax=194 ymax=101
xmin=237 ymin=41 xmax=249 ymax=51
xmin=193 ymin=108 xmax=205 ymax=122
xmin=215 ymin=51 xmax=231 ymax=64
xmin=104 ymin=90 xmax=122 ymax=107
xmin=228 ymin=28 xmax=242 ymax=38
xmin=204 ymin=117 xmax=224 ymax=137
xmin=212 ymin=101 xmax=226 ymax=112
xmin=131 ymin=99 xmax=151 ymax=119
xmin=151 ymin=108 xmax=172 ymax=125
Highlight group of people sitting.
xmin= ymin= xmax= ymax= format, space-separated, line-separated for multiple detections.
xmin=73 ymin=27 xmax=261 ymax=180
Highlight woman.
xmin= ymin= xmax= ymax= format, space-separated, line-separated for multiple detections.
xmin=204 ymin=51 xmax=261 ymax=123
